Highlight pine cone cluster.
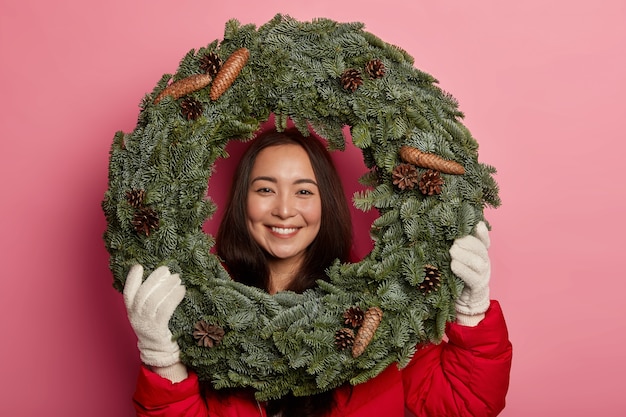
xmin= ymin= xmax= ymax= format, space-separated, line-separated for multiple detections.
xmin=343 ymin=306 xmax=365 ymax=327
xmin=334 ymin=328 xmax=355 ymax=351
xmin=392 ymin=164 xmax=446 ymax=195
xmin=180 ymin=97 xmax=203 ymax=120
xmin=340 ymin=58 xmax=386 ymax=92
xmin=337 ymin=306 xmax=384 ymax=357
xmin=418 ymin=169 xmax=444 ymax=195
xmin=340 ymin=68 xmax=363 ymax=92
xmin=392 ymin=163 xmax=420 ymax=190
xmin=193 ymin=320 xmax=225 ymax=348
xmin=365 ymin=59 xmax=386 ymax=79
xmin=199 ymin=52 xmax=222 ymax=77
xmin=419 ymin=265 xmax=441 ymax=294
xmin=125 ymin=189 xmax=159 ymax=236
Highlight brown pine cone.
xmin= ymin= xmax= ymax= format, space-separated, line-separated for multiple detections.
xmin=392 ymin=163 xmax=420 ymax=190
xmin=418 ymin=169 xmax=444 ymax=195
xmin=199 ymin=52 xmax=222 ymax=77
xmin=343 ymin=306 xmax=365 ymax=328
xmin=193 ymin=321 xmax=225 ymax=348
xmin=399 ymin=146 xmax=465 ymax=175
xmin=335 ymin=328 xmax=355 ymax=351
xmin=131 ymin=207 xmax=159 ymax=236
xmin=210 ymin=48 xmax=250 ymax=101
xmin=352 ymin=306 xmax=383 ymax=358
xmin=340 ymin=68 xmax=363 ymax=92
xmin=125 ymin=189 xmax=146 ymax=209
xmin=180 ymin=97 xmax=204 ymax=121
xmin=154 ymin=73 xmax=213 ymax=104
xmin=419 ymin=265 xmax=441 ymax=294
xmin=365 ymin=59 xmax=386 ymax=79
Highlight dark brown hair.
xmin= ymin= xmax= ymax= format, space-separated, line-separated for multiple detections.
xmin=216 ymin=128 xmax=353 ymax=293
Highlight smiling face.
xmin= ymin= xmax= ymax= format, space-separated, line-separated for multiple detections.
xmin=246 ymin=143 xmax=322 ymax=281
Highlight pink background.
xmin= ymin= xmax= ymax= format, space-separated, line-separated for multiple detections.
xmin=1 ymin=0 xmax=625 ymax=415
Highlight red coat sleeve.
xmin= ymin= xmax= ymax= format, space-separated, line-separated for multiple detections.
xmin=402 ymin=301 xmax=512 ymax=417
xmin=133 ymin=366 xmax=208 ymax=417
xmin=133 ymin=367 xmax=264 ymax=417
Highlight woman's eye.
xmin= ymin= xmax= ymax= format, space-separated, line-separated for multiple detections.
xmin=297 ymin=189 xmax=314 ymax=195
xmin=256 ymin=187 xmax=273 ymax=193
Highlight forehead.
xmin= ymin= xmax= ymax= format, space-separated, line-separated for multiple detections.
xmin=251 ymin=144 xmax=316 ymax=178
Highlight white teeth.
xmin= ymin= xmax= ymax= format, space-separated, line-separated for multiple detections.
xmin=271 ymin=227 xmax=298 ymax=235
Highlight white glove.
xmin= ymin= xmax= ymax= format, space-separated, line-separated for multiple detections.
xmin=123 ymin=265 xmax=186 ymax=367
xmin=450 ymin=221 xmax=491 ymax=326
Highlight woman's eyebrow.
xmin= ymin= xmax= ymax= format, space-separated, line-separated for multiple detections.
xmin=250 ymin=176 xmax=277 ymax=183
xmin=293 ymin=178 xmax=318 ymax=187
xmin=250 ymin=176 xmax=318 ymax=186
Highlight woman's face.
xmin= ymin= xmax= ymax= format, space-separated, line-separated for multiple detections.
xmin=246 ymin=143 xmax=322 ymax=271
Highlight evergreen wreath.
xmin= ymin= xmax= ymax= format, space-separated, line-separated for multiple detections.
xmin=102 ymin=14 xmax=500 ymax=401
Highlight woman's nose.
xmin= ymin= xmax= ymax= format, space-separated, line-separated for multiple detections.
xmin=272 ymin=195 xmax=296 ymax=218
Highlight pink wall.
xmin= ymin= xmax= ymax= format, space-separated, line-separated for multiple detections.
xmin=1 ymin=0 xmax=625 ymax=415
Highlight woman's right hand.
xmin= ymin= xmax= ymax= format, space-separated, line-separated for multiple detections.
xmin=123 ymin=265 xmax=186 ymax=368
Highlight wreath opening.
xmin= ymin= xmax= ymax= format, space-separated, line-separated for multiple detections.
xmin=204 ymin=117 xmax=378 ymax=263
xmin=102 ymin=14 xmax=500 ymax=401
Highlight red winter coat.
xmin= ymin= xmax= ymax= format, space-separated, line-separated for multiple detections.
xmin=133 ymin=301 xmax=512 ymax=417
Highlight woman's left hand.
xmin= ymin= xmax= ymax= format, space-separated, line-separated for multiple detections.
xmin=449 ymin=221 xmax=491 ymax=326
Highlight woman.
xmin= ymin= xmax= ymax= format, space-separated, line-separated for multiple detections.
xmin=124 ymin=129 xmax=512 ymax=417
